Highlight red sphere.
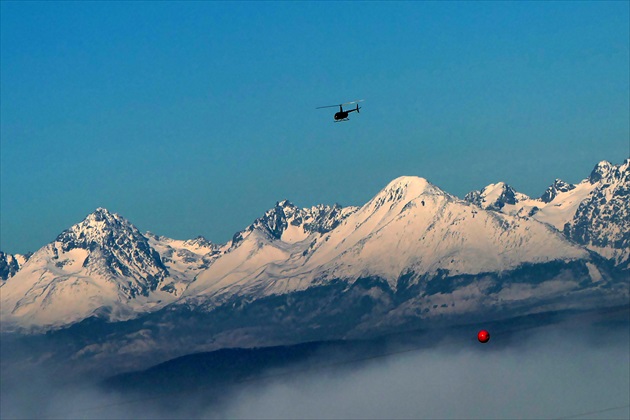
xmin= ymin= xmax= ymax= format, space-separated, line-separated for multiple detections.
xmin=477 ymin=329 xmax=490 ymax=343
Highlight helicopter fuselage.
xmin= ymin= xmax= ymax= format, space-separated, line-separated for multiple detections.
xmin=334 ymin=111 xmax=349 ymax=120
xmin=334 ymin=105 xmax=358 ymax=121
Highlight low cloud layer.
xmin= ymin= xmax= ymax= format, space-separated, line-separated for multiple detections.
xmin=2 ymin=317 xmax=629 ymax=419
xmin=207 ymin=324 xmax=629 ymax=419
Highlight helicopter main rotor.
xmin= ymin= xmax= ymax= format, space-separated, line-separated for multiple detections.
xmin=316 ymin=99 xmax=364 ymax=110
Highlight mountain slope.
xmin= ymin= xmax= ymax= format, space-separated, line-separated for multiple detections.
xmin=146 ymin=233 xmax=223 ymax=295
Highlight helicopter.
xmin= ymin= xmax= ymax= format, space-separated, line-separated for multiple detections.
xmin=316 ymin=99 xmax=364 ymax=122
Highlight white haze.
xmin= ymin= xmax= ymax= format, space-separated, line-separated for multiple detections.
xmin=1 ymin=321 xmax=628 ymax=419
xmin=208 ymin=324 xmax=629 ymax=420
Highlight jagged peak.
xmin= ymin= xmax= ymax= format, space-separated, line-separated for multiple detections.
xmin=80 ymin=208 xmax=128 ymax=228
xmin=464 ymin=181 xmax=519 ymax=210
xmin=466 ymin=181 xmax=514 ymax=198
xmin=229 ymin=200 xmax=356 ymax=247
xmin=482 ymin=181 xmax=513 ymax=193
xmin=183 ymin=235 xmax=214 ymax=248
xmin=51 ymin=209 xmax=168 ymax=290
xmin=56 ymin=208 xmax=142 ymax=252
xmin=555 ymin=178 xmax=574 ymax=188
xmin=463 ymin=189 xmax=480 ymax=202
xmin=594 ymin=160 xmax=612 ymax=168
xmin=540 ymin=178 xmax=576 ymax=203
xmin=587 ymin=159 xmax=630 ymax=184
xmin=92 ymin=207 xmax=115 ymax=216
xmin=82 ymin=207 xmax=126 ymax=226
xmin=276 ymin=199 xmax=295 ymax=208
xmin=589 ymin=160 xmax=613 ymax=183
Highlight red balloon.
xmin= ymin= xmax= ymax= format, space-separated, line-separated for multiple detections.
xmin=477 ymin=329 xmax=490 ymax=343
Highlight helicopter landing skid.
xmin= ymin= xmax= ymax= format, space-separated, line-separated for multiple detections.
xmin=334 ymin=118 xmax=350 ymax=123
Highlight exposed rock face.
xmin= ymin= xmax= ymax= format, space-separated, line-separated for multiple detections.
xmin=231 ymin=200 xmax=357 ymax=247
xmin=464 ymin=182 xmax=520 ymax=211
xmin=54 ymin=207 xmax=169 ymax=296
xmin=540 ymin=179 xmax=576 ymax=203
xmin=0 ymin=252 xmax=30 ymax=281
xmin=563 ymin=159 xmax=630 ymax=267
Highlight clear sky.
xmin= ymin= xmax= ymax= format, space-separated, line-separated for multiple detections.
xmin=1 ymin=1 xmax=629 ymax=254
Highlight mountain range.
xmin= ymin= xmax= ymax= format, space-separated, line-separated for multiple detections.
xmin=1 ymin=160 xmax=628 ymax=352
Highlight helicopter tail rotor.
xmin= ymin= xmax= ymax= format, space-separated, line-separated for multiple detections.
xmin=356 ymin=104 xmax=360 ymax=113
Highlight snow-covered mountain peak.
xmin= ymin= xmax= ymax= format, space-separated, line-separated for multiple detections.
xmin=383 ymin=175 xmax=432 ymax=193
xmin=91 ymin=206 xmax=115 ymax=218
xmin=483 ymin=181 xmax=513 ymax=198
xmin=183 ymin=235 xmax=214 ymax=249
xmin=367 ymin=176 xmax=439 ymax=210
xmin=540 ymin=179 xmax=576 ymax=203
xmin=277 ymin=199 xmax=294 ymax=208
xmin=0 ymin=210 xmax=174 ymax=330
xmin=56 ymin=208 xmax=135 ymax=251
xmin=464 ymin=181 xmax=524 ymax=211
xmin=230 ymin=199 xmax=357 ymax=248
xmin=50 ymin=208 xmax=169 ymax=296
xmin=275 ymin=199 xmax=301 ymax=220
xmin=253 ymin=202 xmax=296 ymax=240
xmin=582 ymin=159 xmax=628 ymax=186
xmin=81 ymin=207 xmax=125 ymax=231
xmin=589 ymin=160 xmax=613 ymax=184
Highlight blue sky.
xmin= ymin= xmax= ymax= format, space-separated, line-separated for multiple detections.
xmin=1 ymin=1 xmax=628 ymax=254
